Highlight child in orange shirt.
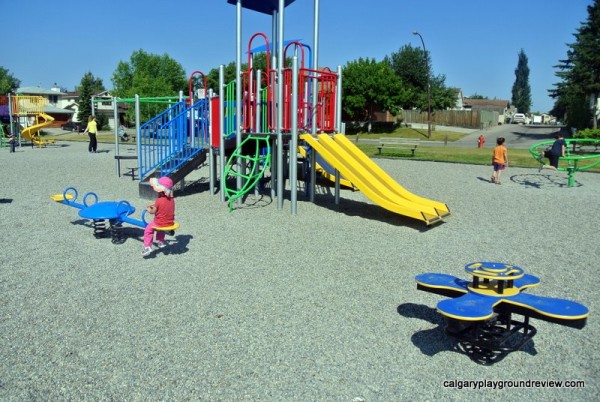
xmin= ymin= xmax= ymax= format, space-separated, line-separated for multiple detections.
xmin=491 ymin=137 xmax=508 ymax=185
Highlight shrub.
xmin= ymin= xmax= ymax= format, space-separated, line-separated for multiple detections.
xmin=574 ymin=128 xmax=600 ymax=139
xmin=343 ymin=121 xmax=400 ymax=134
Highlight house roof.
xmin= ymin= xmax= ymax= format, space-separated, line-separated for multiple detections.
xmin=463 ymin=98 xmax=509 ymax=108
xmin=17 ymin=86 xmax=64 ymax=96
xmin=17 ymin=87 xmax=109 ymax=97
xmin=44 ymin=105 xmax=74 ymax=114
xmin=226 ymin=0 xmax=296 ymax=15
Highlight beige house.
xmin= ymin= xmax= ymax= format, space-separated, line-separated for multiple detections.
xmin=15 ymin=86 xmax=122 ymax=129
xmin=16 ymin=85 xmax=75 ymax=127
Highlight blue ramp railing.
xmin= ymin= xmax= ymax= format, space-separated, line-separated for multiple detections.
xmin=139 ymin=99 xmax=209 ymax=180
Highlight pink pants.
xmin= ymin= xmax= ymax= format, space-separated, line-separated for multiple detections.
xmin=143 ymin=219 xmax=165 ymax=247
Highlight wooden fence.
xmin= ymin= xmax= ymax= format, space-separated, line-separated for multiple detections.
xmin=400 ymin=109 xmax=499 ymax=130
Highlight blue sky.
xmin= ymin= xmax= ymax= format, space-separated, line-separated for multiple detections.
xmin=2 ymin=0 xmax=591 ymax=113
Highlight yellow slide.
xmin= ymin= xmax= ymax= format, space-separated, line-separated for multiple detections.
xmin=300 ymin=133 xmax=451 ymax=225
xmin=21 ymin=112 xmax=55 ymax=147
xmin=297 ymin=145 xmax=354 ymax=188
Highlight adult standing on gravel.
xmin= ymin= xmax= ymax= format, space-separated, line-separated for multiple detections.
xmin=83 ymin=115 xmax=98 ymax=153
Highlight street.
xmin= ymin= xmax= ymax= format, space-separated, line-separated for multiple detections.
xmin=454 ymin=123 xmax=567 ymax=149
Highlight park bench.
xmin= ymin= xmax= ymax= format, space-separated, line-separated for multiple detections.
xmin=377 ymin=138 xmax=419 ymax=156
xmin=114 ymin=155 xmax=139 ymax=180
xmin=572 ymin=141 xmax=600 ymax=153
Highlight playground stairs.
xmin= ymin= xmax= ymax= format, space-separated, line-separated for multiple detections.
xmin=139 ymin=148 xmax=207 ymax=199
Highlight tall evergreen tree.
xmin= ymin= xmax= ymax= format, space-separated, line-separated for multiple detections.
xmin=550 ymin=0 xmax=600 ymax=129
xmin=511 ymin=49 xmax=532 ymax=113
xmin=76 ymin=72 xmax=105 ymax=126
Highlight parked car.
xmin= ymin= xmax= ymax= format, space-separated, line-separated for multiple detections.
xmin=61 ymin=121 xmax=84 ymax=132
xmin=512 ymin=113 xmax=526 ymax=124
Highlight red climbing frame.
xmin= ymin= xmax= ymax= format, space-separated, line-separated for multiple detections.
xmin=243 ymin=33 xmax=271 ymax=133
xmin=240 ymin=34 xmax=337 ymax=133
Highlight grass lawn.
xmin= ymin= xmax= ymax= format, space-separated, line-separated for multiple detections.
xmin=42 ymin=128 xmax=599 ymax=172
xmin=354 ymin=143 xmax=541 ymax=168
xmin=346 ymin=127 xmax=465 ymax=142
xmin=44 ymin=131 xmax=130 ymax=144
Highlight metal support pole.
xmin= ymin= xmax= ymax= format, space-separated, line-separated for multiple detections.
xmin=276 ymin=0 xmax=285 ymax=210
xmin=135 ymin=94 xmax=141 ymax=178
xmin=310 ymin=150 xmax=316 ymax=202
xmin=8 ymin=93 xmax=18 ymax=147
xmin=219 ymin=65 xmax=226 ymax=203
xmin=236 ymin=0 xmax=243 ymax=204
xmin=113 ymin=97 xmax=119 ymax=176
xmin=208 ymin=89 xmax=216 ymax=195
xmin=336 ymin=65 xmax=343 ymax=133
xmin=312 ymin=0 xmax=320 ymax=135
xmin=291 ymin=56 xmax=299 ymax=215
xmin=334 ymin=170 xmax=340 ymax=205
xmin=413 ymin=31 xmax=432 ymax=138
xmin=255 ymin=69 xmax=262 ymax=197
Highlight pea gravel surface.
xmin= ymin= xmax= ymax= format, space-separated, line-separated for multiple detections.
xmin=1 ymin=141 xmax=598 ymax=401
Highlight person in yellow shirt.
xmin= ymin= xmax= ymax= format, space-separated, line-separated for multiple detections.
xmin=83 ymin=115 xmax=98 ymax=153
xmin=491 ymin=137 xmax=508 ymax=185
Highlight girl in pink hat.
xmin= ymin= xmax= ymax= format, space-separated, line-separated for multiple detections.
xmin=142 ymin=176 xmax=175 ymax=256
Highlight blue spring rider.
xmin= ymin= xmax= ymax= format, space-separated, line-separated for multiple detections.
xmin=51 ymin=186 xmax=179 ymax=244
xmin=416 ymin=262 xmax=589 ymax=364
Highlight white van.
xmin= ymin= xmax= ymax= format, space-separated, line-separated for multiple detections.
xmin=512 ymin=113 xmax=526 ymax=124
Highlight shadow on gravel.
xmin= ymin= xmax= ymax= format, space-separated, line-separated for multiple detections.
xmin=176 ymin=178 xmax=210 ymax=198
xmin=142 ymin=234 xmax=193 ymax=258
xmin=510 ymin=173 xmax=581 ymax=189
xmin=397 ymin=302 xmax=538 ymax=365
xmin=308 ymin=194 xmax=436 ymax=231
xmin=476 ymin=176 xmax=494 ymax=184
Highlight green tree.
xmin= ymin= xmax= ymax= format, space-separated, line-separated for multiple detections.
xmin=385 ymin=44 xmax=456 ymax=111
xmin=511 ymin=49 xmax=532 ymax=114
xmin=0 ymin=66 xmax=21 ymax=94
xmin=76 ymin=72 xmax=105 ymax=128
xmin=550 ymin=0 xmax=600 ymax=129
xmin=342 ymin=57 xmax=410 ymax=131
xmin=111 ymin=49 xmax=187 ymax=121
xmin=469 ymin=93 xmax=488 ymax=99
xmin=205 ymin=62 xmax=236 ymax=95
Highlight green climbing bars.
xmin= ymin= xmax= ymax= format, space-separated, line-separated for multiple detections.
xmin=223 ymin=135 xmax=271 ymax=211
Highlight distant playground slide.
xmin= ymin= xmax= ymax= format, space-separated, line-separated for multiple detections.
xmin=300 ymin=133 xmax=451 ymax=225
xmin=21 ymin=113 xmax=55 ymax=146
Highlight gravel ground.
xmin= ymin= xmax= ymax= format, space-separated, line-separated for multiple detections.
xmin=1 ymin=141 xmax=598 ymax=400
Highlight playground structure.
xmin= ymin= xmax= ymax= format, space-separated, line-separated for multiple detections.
xmin=0 ymin=122 xmax=15 ymax=151
xmin=416 ymin=262 xmax=589 ymax=364
xmin=88 ymin=93 xmax=207 ymax=183
xmin=108 ymin=0 xmax=451 ymax=226
xmin=0 ymin=1 xmax=450 ymax=226
xmin=530 ymin=138 xmax=600 ymax=187
xmin=0 ymin=95 xmax=56 ymax=147
xmin=50 ymin=186 xmax=179 ymax=245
